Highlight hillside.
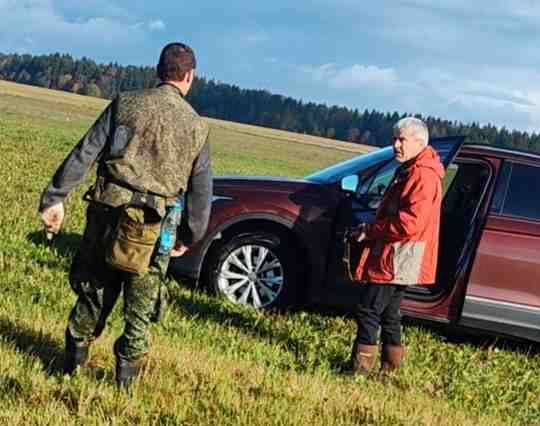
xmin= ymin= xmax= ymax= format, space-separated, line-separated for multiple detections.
xmin=0 ymin=79 xmax=373 ymax=158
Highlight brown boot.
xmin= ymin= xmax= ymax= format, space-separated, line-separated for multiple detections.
xmin=347 ymin=341 xmax=378 ymax=377
xmin=380 ymin=344 xmax=404 ymax=374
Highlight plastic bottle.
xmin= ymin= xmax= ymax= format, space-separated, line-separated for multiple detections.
xmin=157 ymin=195 xmax=184 ymax=255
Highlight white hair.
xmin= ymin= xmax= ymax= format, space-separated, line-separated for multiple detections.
xmin=394 ymin=117 xmax=429 ymax=146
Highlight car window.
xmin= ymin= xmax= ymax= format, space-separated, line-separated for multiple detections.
xmin=442 ymin=161 xmax=490 ymax=220
xmin=357 ymin=138 xmax=464 ymax=199
xmin=489 ymin=162 xmax=512 ymax=214
xmin=363 ymin=161 xmax=459 ymax=198
xmin=305 ymin=147 xmax=393 ymax=184
xmin=500 ymin=163 xmax=540 ymax=220
xmin=357 ymin=159 xmax=399 ymax=196
xmin=443 ymin=163 xmax=459 ymax=196
xmin=305 ymin=136 xmax=464 ymax=185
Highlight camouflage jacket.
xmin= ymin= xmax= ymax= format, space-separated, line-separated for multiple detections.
xmin=39 ymin=84 xmax=212 ymax=246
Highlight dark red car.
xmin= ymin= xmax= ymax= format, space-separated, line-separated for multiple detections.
xmin=170 ymin=138 xmax=540 ymax=343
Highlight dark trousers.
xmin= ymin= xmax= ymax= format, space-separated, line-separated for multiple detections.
xmin=354 ymin=284 xmax=406 ymax=346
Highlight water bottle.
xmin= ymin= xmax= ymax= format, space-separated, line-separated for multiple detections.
xmin=157 ymin=195 xmax=184 ymax=255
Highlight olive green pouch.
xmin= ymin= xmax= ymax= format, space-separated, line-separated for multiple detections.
xmin=106 ymin=206 xmax=162 ymax=274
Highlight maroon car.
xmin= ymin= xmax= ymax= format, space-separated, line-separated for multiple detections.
xmin=170 ymin=138 xmax=540 ymax=343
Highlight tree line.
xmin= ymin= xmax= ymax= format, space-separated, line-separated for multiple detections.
xmin=1 ymin=52 xmax=539 ymax=152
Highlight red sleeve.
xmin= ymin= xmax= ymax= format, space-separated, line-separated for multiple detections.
xmin=366 ymin=168 xmax=440 ymax=242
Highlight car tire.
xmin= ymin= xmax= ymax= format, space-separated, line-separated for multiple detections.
xmin=204 ymin=232 xmax=298 ymax=310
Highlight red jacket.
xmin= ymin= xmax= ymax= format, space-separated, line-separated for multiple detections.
xmin=355 ymin=146 xmax=445 ymax=285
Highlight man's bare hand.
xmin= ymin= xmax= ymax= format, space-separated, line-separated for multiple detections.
xmin=348 ymin=224 xmax=367 ymax=242
xmin=170 ymin=243 xmax=189 ymax=257
xmin=41 ymin=203 xmax=65 ymax=236
xmin=356 ymin=230 xmax=367 ymax=242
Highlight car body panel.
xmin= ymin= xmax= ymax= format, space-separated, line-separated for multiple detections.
xmin=458 ymin=154 xmax=540 ymax=342
xmin=169 ymin=177 xmax=340 ymax=292
xmin=466 ymin=216 xmax=540 ymax=307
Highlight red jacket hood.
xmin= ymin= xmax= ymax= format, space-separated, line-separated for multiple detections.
xmin=411 ymin=146 xmax=445 ymax=179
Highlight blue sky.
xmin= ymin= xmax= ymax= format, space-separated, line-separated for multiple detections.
xmin=1 ymin=0 xmax=540 ymax=133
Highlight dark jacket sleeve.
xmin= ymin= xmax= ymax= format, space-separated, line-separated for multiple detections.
xmin=39 ymin=103 xmax=113 ymax=211
xmin=177 ymin=140 xmax=213 ymax=246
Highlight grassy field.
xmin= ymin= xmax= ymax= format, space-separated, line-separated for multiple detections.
xmin=0 ymin=80 xmax=539 ymax=425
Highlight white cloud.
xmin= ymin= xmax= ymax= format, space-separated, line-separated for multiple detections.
xmin=148 ymin=19 xmax=165 ymax=31
xmin=1 ymin=0 xmax=539 ymax=133
xmin=508 ymin=1 xmax=540 ymax=19
xmin=300 ymin=63 xmax=335 ymax=82
xmin=244 ymin=31 xmax=270 ymax=45
xmin=398 ymin=67 xmax=540 ymax=131
xmin=461 ymin=89 xmax=534 ymax=107
xmin=297 ymin=61 xmax=540 ymax=131
xmin=330 ymin=64 xmax=398 ymax=90
xmin=0 ymin=0 xmax=158 ymax=62
xmin=398 ymin=0 xmax=540 ymax=21
xmin=413 ymin=67 xmax=536 ymax=108
xmin=301 ymin=63 xmax=398 ymax=91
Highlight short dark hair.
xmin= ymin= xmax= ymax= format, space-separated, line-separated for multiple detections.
xmin=157 ymin=42 xmax=196 ymax=81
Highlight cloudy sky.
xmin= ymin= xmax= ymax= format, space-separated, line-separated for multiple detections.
xmin=1 ymin=0 xmax=540 ymax=132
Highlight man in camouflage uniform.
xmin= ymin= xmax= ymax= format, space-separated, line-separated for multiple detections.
xmin=39 ymin=42 xmax=212 ymax=388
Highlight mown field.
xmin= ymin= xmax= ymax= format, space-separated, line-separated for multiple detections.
xmin=0 ymin=80 xmax=539 ymax=426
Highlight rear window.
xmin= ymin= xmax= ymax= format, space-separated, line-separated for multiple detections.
xmin=497 ymin=163 xmax=540 ymax=220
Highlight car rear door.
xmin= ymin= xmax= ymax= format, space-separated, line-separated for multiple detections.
xmin=459 ymin=159 xmax=540 ymax=342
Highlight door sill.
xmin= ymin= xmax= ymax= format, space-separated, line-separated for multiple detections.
xmin=401 ymin=309 xmax=450 ymax=323
xmin=406 ymin=284 xmax=447 ymax=302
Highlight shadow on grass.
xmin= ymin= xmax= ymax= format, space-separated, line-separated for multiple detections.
xmin=0 ymin=317 xmax=63 ymax=376
xmin=402 ymin=318 xmax=540 ymax=356
xmin=305 ymin=302 xmax=540 ymax=356
xmin=168 ymin=290 xmax=321 ymax=370
xmin=27 ymin=231 xmax=81 ymax=270
xmin=27 ymin=230 xmax=81 ymax=257
xmin=300 ymin=304 xmax=540 ymax=358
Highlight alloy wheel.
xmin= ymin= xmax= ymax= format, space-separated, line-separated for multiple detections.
xmin=217 ymin=244 xmax=284 ymax=308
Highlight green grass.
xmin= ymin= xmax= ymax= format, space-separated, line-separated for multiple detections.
xmin=0 ymin=80 xmax=539 ymax=425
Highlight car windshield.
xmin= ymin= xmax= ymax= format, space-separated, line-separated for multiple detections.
xmin=305 ymin=146 xmax=394 ymax=184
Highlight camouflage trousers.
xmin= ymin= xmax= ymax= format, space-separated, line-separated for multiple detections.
xmin=67 ymin=203 xmax=170 ymax=362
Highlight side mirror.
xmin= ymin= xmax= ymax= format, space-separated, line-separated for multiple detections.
xmin=341 ymin=175 xmax=359 ymax=193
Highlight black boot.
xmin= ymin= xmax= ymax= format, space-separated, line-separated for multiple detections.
xmin=115 ymin=358 xmax=144 ymax=390
xmin=114 ymin=339 xmax=144 ymax=390
xmin=64 ymin=329 xmax=89 ymax=375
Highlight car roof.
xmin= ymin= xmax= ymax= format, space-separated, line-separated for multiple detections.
xmin=461 ymin=143 xmax=540 ymax=162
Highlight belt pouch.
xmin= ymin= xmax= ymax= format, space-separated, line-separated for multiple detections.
xmin=106 ymin=205 xmax=161 ymax=274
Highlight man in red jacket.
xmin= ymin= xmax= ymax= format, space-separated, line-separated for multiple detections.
xmin=348 ymin=117 xmax=444 ymax=377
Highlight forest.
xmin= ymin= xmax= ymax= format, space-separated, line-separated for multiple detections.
xmin=1 ymin=51 xmax=538 ymax=151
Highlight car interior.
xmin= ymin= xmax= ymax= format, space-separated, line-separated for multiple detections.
xmin=407 ymin=160 xmax=491 ymax=299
